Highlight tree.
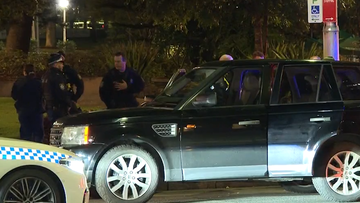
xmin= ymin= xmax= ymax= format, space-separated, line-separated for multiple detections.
xmin=40 ymin=5 xmax=58 ymax=48
xmin=0 ymin=0 xmax=47 ymax=52
xmin=86 ymin=0 xmax=254 ymax=64
xmin=85 ymin=0 xmax=360 ymax=64
xmin=338 ymin=0 xmax=360 ymax=36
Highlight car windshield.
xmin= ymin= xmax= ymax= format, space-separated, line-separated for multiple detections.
xmin=147 ymin=68 xmax=217 ymax=107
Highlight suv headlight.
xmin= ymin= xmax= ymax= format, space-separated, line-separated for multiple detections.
xmin=61 ymin=125 xmax=89 ymax=145
xmin=59 ymin=157 xmax=85 ymax=174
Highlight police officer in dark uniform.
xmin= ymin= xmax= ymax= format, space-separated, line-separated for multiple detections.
xmin=11 ymin=64 xmax=45 ymax=143
xmin=57 ymin=51 xmax=84 ymax=114
xmin=42 ymin=53 xmax=72 ymax=124
xmin=99 ymin=52 xmax=145 ymax=109
xmin=57 ymin=51 xmax=84 ymax=102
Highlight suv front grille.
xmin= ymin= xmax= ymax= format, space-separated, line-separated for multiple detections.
xmin=50 ymin=126 xmax=63 ymax=147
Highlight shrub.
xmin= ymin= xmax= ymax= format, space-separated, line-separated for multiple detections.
xmin=0 ymin=47 xmax=189 ymax=97
xmin=268 ymin=40 xmax=323 ymax=59
xmin=0 ymin=41 xmax=5 ymax=51
xmin=0 ymin=50 xmax=27 ymax=77
xmin=0 ymin=41 xmax=189 ymax=81
xmin=95 ymin=41 xmax=160 ymax=79
xmin=0 ymin=50 xmax=102 ymax=78
xmin=56 ymin=40 xmax=78 ymax=53
xmin=64 ymin=50 xmax=107 ymax=77
xmin=26 ymin=52 xmax=49 ymax=72
xmin=0 ymin=50 xmax=49 ymax=78
xmin=29 ymin=39 xmax=38 ymax=53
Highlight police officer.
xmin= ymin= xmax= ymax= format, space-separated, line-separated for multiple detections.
xmin=57 ymin=51 xmax=84 ymax=102
xmin=219 ymin=54 xmax=233 ymax=61
xmin=42 ymin=53 xmax=72 ymax=124
xmin=99 ymin=52 xmax=145 ymax=109
xmin=310 ymin=56 xmax=321 ymax=60
xmin=57 ymin=51 xmax=84 ymax=114
xmin=252 ymin=51 xmax=265 ymax=59
xmin=11 ymin=64 xmax=45 ymax=143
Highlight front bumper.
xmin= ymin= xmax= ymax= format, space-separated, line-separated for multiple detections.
xmin=57 ymin=166 xmax=90 ymax=203
xmin=61 ymin=144 xmax=104 ymax=186
xmin=83 ymin=188 xmax=90 ymax=203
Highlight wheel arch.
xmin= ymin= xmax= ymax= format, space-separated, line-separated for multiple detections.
xmin=0 ymin=165 xmax=66 ymax=202
xmin=312 ymin=133 xmax=360 ymax=175
xmin=91 ymin=135 xmax=169 ymax=186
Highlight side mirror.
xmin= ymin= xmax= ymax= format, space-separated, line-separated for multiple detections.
xmin=192 ymin=92 xmax=217 ymax=107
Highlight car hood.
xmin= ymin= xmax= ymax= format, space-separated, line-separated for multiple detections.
xmin=56 ymin=106 xmax=175 ymax=126
xmin=0 ymin=137 xmax=76 ymax=157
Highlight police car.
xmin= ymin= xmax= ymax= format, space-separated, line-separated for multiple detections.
xmin=0 ymin=137 xmax=89 ymax=203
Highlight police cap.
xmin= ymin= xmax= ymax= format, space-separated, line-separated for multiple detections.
xmin=48 ymin=53 xmax=65 ymax=65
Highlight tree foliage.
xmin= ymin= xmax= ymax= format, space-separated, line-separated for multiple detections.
xmin=81 ymin=0 xmax=360 ymax=64
xmin=0 ymin=0 xmax=48 ymax=24
xmin=0 ymin=0 xmax=359 ymax=57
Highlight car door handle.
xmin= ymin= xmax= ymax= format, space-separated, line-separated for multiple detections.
xmin=310 ymin=117 xmax=331 ymax=122
xmin=238 ymin=120 xmax=260 ymax=126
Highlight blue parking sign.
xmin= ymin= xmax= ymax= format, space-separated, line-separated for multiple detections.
xmin=311 ymin=5 xmax=320 ymax=14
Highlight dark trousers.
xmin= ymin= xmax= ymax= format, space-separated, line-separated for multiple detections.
xmin=18 ymin=113 xmax=44 ymax=143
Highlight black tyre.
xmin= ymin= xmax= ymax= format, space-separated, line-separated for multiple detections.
xmin=280 ymin=179 xmax=317 ymax=193
xmin=95 ymin=145 xmax=159 ymax=203
xmin=0 ymin=168 xmax=63 ymax=203
xmin=313 ymin=142 xmax=360 ymax=202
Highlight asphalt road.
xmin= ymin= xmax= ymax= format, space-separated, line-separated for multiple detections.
xmin=89 ymin=186 xmax=347 ymax=203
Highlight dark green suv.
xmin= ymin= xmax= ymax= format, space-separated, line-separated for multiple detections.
xmin=51 ymin=59 xmax=360 ymax=202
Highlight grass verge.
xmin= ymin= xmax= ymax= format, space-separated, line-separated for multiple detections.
xmin=0 ymin=97 xmax=19 ymax=138
xmin=0 ymin=97 xmax=102 ymax=139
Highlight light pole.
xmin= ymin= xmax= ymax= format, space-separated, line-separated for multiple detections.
xmin=59 ymin=0 xmax=69 ymax=43
xmin=36 ymin=3 xmax=39 ymax=53
xmin=33 ymin=0 xmax=39 ymax=53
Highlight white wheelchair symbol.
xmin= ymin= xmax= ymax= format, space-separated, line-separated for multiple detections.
xmin=311 ymin=6 xmax=319 ymax=14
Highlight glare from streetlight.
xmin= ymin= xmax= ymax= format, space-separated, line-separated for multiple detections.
xmin=59 ymin=0 xmax=69 ymax=8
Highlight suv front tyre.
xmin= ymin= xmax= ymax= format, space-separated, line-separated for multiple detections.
xmin=95 ymin=145 xmax=159 ymax=203
xmin=313 ymin=142 xmax=360 ymax=202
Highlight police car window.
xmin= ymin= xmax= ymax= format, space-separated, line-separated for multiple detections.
xmin=333 ymin=66 xmax=360 ymax=100
xmin=278 ymin=65 xmax=324 ymax=104
xmin=188 ymin=68 xmax=262 ymax=108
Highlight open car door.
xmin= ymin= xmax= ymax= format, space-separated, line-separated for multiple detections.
xmin=164 ymin=69 xmax=187 ymax=91
xmin=141 ymin=69 xmax=187 ymax=106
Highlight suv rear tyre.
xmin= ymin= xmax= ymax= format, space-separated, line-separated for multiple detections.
xmin=313 ymin=142 xmax=360 ymax=202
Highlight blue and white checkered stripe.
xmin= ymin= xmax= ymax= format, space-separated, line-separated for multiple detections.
xmin=0 ymin=146 xmax=71 ymax=164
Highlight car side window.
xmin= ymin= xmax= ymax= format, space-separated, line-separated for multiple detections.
xmin=187 ymin=68 xmax=263 ymax=108
xmin=333 ymin=66 xmax=360 ymax=100
xmin=277 ymin=65 xmax=335 ymax=104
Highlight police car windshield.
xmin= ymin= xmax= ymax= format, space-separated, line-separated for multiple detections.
xmin=151 ymin=68 xmax=217 ymax=105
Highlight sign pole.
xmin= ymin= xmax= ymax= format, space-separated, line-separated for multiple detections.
xmin=323 ymin=22 xmax=339 ymax=60
xmin=322 ymin=0 xmax=339 ymax=60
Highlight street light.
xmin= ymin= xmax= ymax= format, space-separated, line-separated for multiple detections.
xmin=59 ymin=0 xmax=69 ymax=43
